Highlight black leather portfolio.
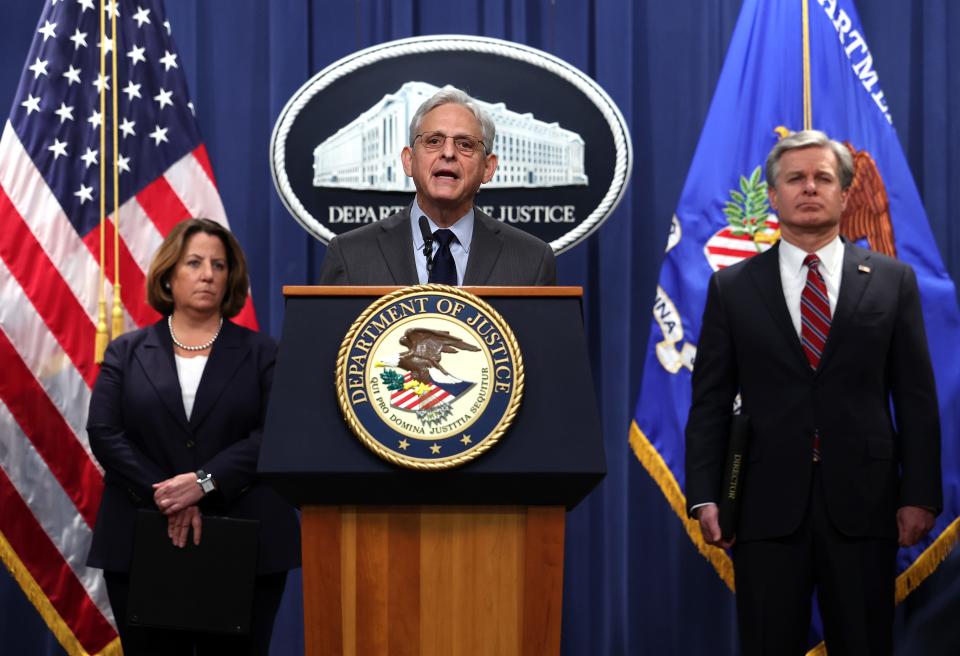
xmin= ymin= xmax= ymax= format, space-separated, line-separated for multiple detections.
xmin=718 ymin=414 xmax=750 ymax=541
xmin=127 ymin=510 xmax=260 ymax=635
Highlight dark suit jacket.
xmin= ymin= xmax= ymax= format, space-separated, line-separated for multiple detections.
xmin=86 ymin=320 xmax=300 ymax=574
xmin=685 ymin=241 xmax=941 ymax=541
xmin=318 ymin=205 xmax=557 ymax=285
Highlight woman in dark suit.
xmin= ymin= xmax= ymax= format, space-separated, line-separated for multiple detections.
xmin=86 ymin=218 xmax=300 ymax=655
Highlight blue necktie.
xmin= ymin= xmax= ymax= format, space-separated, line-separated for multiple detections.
xmin=429 ymin=229 xmax=458 ymax=285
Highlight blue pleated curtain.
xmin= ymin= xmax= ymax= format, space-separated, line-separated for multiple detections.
xmin=1 ymin=1 xmax=958 ymax=654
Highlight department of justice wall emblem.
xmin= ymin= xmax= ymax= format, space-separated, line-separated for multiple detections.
xmin=335 ymin=286 xmax=524 ymax=469
xmin=270 ymin=35 xmax=632 ymax=254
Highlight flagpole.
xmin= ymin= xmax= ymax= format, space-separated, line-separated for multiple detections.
xmin=110 ymin=1 xmax=124 ymax=339
xmin=802 ymin=7 xmax=824 ymax=655
xmin=94 ymin=0 xmax=108 ymax=364
xmin=802 ymin=0 xmax=813 ymax=129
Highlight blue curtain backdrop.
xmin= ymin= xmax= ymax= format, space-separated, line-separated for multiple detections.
xmin=1 ymin=1 xmax=959 ymax=654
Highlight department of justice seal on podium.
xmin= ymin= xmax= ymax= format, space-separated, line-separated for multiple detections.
xmin=335 ymin=285 xmax=524 ymax=470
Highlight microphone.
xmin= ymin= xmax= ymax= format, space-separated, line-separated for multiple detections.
xmin=418 ymin=215 xmax=434 ymax=276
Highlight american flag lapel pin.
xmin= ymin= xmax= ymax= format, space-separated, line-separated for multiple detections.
xmin=858 ymin=264 xmax=871 ymax=273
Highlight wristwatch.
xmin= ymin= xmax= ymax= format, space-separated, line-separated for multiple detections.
xmin=196 ymin=469 xmax=216 ymax=495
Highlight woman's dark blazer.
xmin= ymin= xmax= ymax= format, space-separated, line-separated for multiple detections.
xmin=85 ymin=319 xmax=300 ymax=574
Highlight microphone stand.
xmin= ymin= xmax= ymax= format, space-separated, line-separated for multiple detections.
xmin=418 ymin=215 xmax=434 ymax=278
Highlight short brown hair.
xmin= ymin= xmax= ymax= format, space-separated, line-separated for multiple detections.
xmin=146 ymin=218 xmax=249 ymax=318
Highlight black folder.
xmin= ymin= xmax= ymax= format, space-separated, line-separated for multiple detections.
xmin=127 ymin=510 xmax=260 ymax=635
xmin=718 ymin=414 xmax=750 ymax=541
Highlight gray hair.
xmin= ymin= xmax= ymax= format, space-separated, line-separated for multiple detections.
xmin=408 ymin=86 xmax=496 ymax=153
xmin=764 ymin=129 xmax=855 ymax=190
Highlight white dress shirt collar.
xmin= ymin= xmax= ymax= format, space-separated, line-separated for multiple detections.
xmin=779 ymin=234 xmax=843 ymax=278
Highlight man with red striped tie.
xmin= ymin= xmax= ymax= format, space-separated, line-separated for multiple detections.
xmin=684 ymin=130 xmax=941 ymax=656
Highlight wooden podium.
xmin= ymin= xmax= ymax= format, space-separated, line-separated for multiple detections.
xmin=260 ymin=287 xmax=605 ymax=655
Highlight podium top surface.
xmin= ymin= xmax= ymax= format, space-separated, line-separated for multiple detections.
xmin=283 ymin=285 xmax=583 ymax=297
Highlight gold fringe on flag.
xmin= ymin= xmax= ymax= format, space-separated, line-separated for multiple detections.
xmin=109 ymin=1 xmax=123 ymax=339
xmin=628 ymin=421 xmax=736 ymax=590
xmin=896 ymin=515 xmax=960 ymax=602
xmin=0 ymin=532 xmax=122 ymax=656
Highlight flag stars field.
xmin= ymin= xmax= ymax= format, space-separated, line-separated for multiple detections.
xmin=92 ymin=73 xmax=109 ymax=93
xmin=29 ymin=58 xmax=49 ymax=79
xmin=69 ymin=28 xmax=87 ymax=50
xmin=38 ymin=20 xmax=57 ymax=42
xmin=80 ymin=147 xmax=97 ymax=168
xmin=149 ymin=124 xmax=168 ymax=145
xmin=73 ymin=184 xmax=93 ymax=204
xmin=21 ymin=94 xmax=41 ymax=114
xmin=119 ymin=117 xmax=136 ymax=138
xmin=132 ymin=6 xmax=151 ymax=27
xmin=159 ymin=50 xmax=178 ymax=71
xmin=54 ymin=103 xmax=75 ymax=123
xmin=154 ymin=88 xmax=173 ymax=110
xmin=48 ymin=139 xmax=68 ymax=160
xmin=63 ymin=65 xmax=81 ymax=85
xmin=128 ymin=45 xmax=146 ymax=66
xmin=123 ymin=81 xmax=142 ymax=102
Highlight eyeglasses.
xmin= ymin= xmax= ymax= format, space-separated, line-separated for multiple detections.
xmin=414 ymin=131 xmax=486 ymax=155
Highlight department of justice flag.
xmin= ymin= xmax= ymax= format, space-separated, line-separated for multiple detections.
xmin=630 ymin=0 xmax=960 ymax=650
xmin=0 ymin=1 xmax=256 ymax=653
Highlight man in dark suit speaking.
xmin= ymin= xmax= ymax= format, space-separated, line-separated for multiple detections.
xmin=685 ymin=130 xmax=941 ymax=655
xmin=318 ymin=86 xmax=556 ymax=286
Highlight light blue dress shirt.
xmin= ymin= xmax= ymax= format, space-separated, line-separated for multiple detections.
xmin=409 ymin=198 xmax=474 ymax=285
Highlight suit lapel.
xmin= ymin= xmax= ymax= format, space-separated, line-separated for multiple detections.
xmin=463 ymin=209 xmax=503 ymax=285
xmin=135 ymin=321 xmax=191 ymax=433
xmin=376 ymin=207 xmax=419 ymax=284
xmin=817 ymin=243 xmax=872 ymax=371
xmin=746 ymin=244 xmax=809 ymax=368
xmin=189 ymin=320 xmax=250 ymax=430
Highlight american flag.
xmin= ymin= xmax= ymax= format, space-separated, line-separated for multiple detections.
xmin=0 ymin=1 xmax=255 ymax=653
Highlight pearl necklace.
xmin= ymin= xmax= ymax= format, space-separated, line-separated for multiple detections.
xmin=168 ymin=315 xmax=223 ymax=352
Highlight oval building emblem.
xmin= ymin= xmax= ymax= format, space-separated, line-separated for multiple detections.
xmin=271 ymin=35 xmax=632 ymax=254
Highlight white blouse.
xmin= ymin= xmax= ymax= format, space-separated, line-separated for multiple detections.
xmin=174 ymin=354 xmax=208 ymax=420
